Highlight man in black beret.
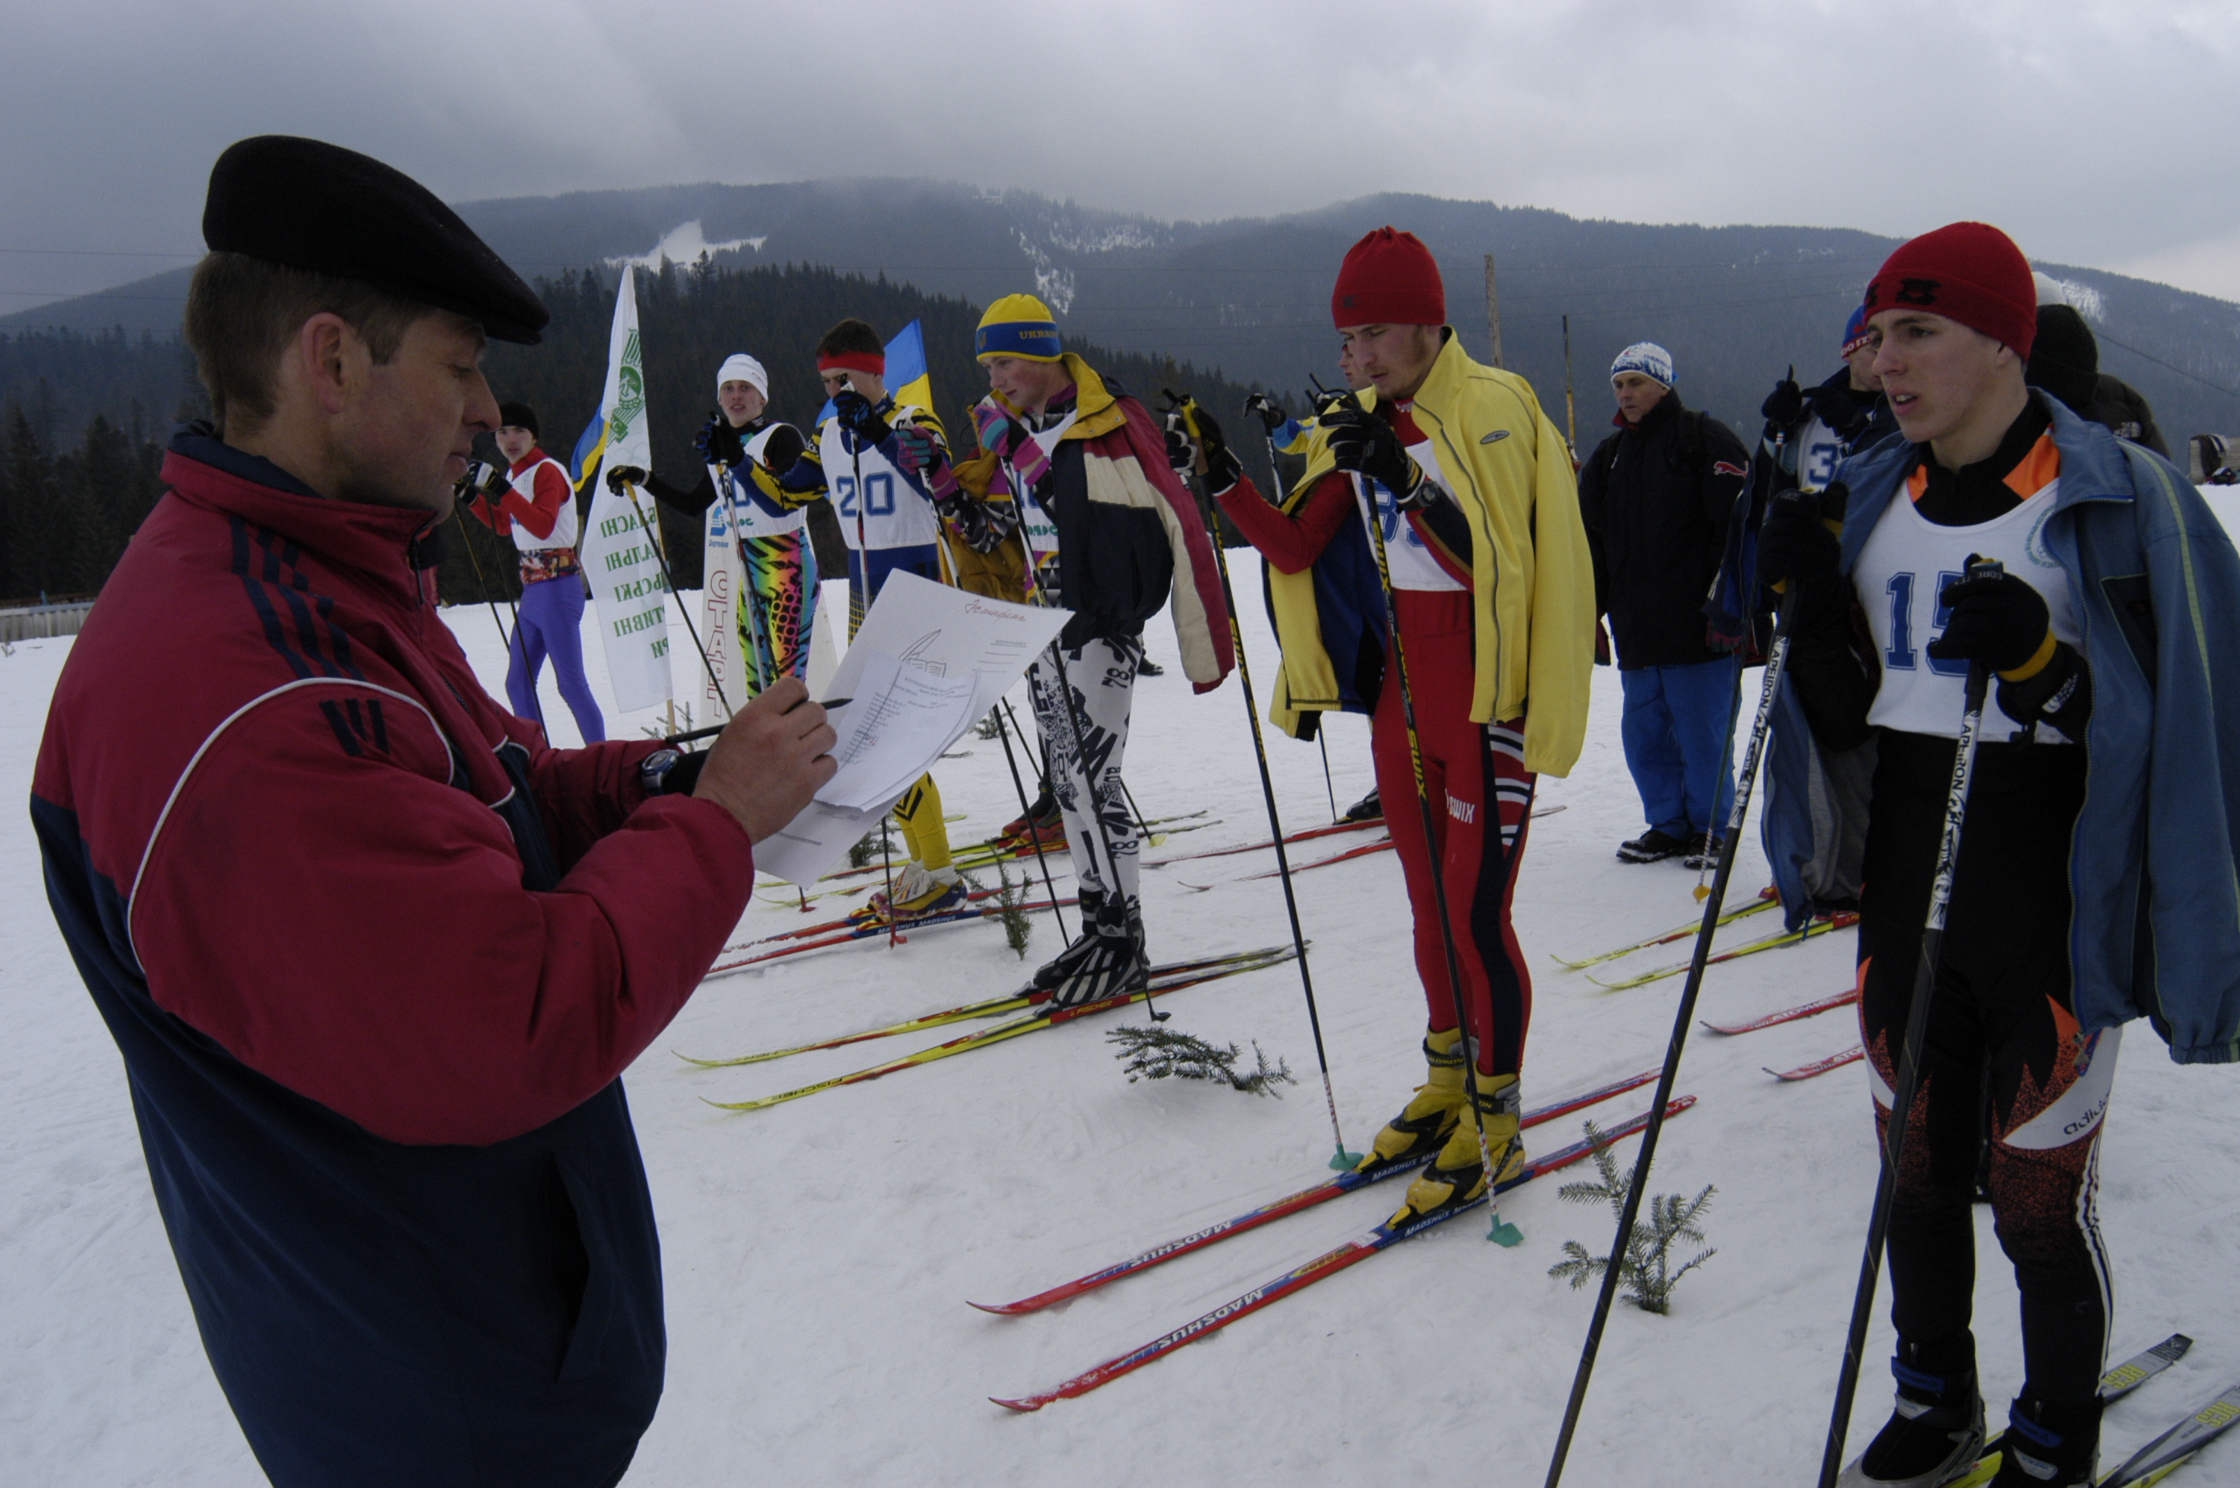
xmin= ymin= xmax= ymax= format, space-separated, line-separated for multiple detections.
xmin=30 ymin=136 xmax=835 ymax=1488
xmin=2026 ymin=298 xmax=2169 ymax=458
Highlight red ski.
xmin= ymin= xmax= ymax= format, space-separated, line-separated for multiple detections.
xmin=968 ymin=1065 xmax=1664 ymax=1315
xmin=707 ymin=896 xmax=1077 ymax=973
xmin=1767 ymin=1045 xmax=1865 ymax=1081
xmin=1145 ymin=814 xmax=1385 ymax=867
xmin=1702 ymin=988 xmax=1860 ymax=1036
xmin=989 ymin=1097 xmax=1695 ymax=1411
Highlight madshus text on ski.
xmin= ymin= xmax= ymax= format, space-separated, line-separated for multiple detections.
xmin=24 ymin=127 xmax=2240 ymax=1488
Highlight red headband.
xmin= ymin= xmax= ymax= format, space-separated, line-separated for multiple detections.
xmin=817 ymin=350 xmax=885 ymax=377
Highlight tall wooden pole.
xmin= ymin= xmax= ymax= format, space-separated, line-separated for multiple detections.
xmin=1563 ymin=314 xmax=1577 ymax=452
xmin=1483 ymin=252 xmax=1504 ymax=368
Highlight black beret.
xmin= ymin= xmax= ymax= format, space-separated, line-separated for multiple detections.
xmin=498 ymin=400 xmax=539 ymax=436
xmin=203 ymin=135 xmax=549 ymax=345
xmin=2027 ymin=304 xmax=2100 ymax=415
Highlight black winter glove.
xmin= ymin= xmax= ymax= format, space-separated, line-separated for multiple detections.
xmin=1757 ymin=488 xmax=1849 ymax=633
xmin=1760 ymin=375 xmax=1805 ymax=428
xmin=455 ymin=459 xmax=509 ymax=507
xmin=1161 ymin=415 xmax=1194 ymax=473
xmin=833 ymin=390 xmax=892 ymax=446
xmin=1805 ymin=386 xmax=1871 ymax=441
xmin=695 ymin=413 xmax=747 ymax=468
xmin=1243 ymin=392 xmax=1288 ymax=434
xmin=1995 ymin=644 xmax=2092 ymax=740
xmin=1928 ymin=567 xmax=2053 ymax=674
xmin=605 ymin=464 xmax=648 ymax=495
xmin=1320 ymin=404 xmax=1427 ymax=506
xmin=1180 ymin=404 xmax=1244 ymax=492
xmin=1164 ymin=401 xmax=1254 ymax=488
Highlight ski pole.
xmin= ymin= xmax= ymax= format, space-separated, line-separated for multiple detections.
xmin=1001 ymin=696 xmax=1055 ymax=813
xmin=1544 ymin=580 xmax=1799 ymax=1485
xmin=1316 ymin=732 xmax=1339 ymax=822
xmin=1312 ymin=382 xmax=1518 ymax=1243
xmin=989 ymin=693 xmax=1072 ymax=942
xmin=1002 ymin=444 xmax=1163 ymax=1020
xmin=618 ymin=476 xmax=731 ymax=718
xmin=1247 ymin=391 xmax=1344 ymax=825
xmin=455 ymin=520 xmax=515 ymax=651
xmin=455 ymin=510 xmax=546 ymax=735
xmin=1816 ymin=560 xmax=2003 ymax=1487
xmin=1691 ymin=654 xmax=1748 ymax=903
xmin=1166 ymin=389 xmax=1359 ymax=1170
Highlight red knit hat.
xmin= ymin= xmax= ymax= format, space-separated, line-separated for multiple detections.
xmin=1861 ymin=221 xmax=2037 ymax=358
xmin=1331 ymin=227 xmax=1445 ymax=328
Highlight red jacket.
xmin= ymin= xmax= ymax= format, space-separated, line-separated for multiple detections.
xmin=30 ymin=432 xmax=753 ymax=1482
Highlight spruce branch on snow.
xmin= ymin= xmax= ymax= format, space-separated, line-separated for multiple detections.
xmin=1547 ymin=1117 xmax=1717 ymax=1315
xmin=847 ymin=831 xmax=878 ymax=870
xmin=1106 ymin=1026 xmax=1295 ymax=1097
xmin=973 ymin=708 xmax=1005 ymax=741
xmin=640 ymin=703 xmax=692 ymax=740
xmin=989 ymin=864 xmax=1032 ymax=960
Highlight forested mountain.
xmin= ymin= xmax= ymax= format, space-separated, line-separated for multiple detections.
xmin=12 ymin=177 xmax=2240 ymax=440
xmin=9 ymin=176 xmax=2240 ymax=604
xmin=0 ymin=260 xmax=1263 ymax=605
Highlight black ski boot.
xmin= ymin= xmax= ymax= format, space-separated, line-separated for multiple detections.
xmin=1044 ymin=922 xmax=1149 ymax=1009
xmin=1343 ymin=786 xmax=1382 ymax=823
xmin=1840 ymin=1336 xmax=1986 ymax=1487
xmin=1617 ymin=827 xmax=1689 ymax=864
xmin=1988 ymin=1392 xmax=2099 ymax=1487
xmin=1031 ymin=891 xmax=1105 ymax=991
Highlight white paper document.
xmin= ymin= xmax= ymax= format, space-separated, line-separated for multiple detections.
xmin=749 ymin=572 xmax=1070 ymax=885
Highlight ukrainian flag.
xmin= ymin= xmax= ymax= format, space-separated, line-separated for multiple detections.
xmin=885 ymin=319 xmax=932 ymax=411
xmin=568 ymin=409 xmax=607 ymax=494
xmin=815 ymin=319 xmax=933 ymax=423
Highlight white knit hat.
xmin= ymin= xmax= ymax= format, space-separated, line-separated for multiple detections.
xmin=1609 ymin=341 xmax=1674 ymax=388
xmin=716 ymin=353 xmax=768 ymax=398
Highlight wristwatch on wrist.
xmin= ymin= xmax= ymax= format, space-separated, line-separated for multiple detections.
xmin=639 ymin=747 xmax=684 ymax=796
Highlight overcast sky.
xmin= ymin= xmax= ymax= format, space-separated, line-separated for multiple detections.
xmin=6 ymin=0 xmax=2239 ymax=313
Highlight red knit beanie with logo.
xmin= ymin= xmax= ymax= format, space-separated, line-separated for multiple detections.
xmin=1861 ymin=221 xmax=2037 ymax=358
xmin=1331 ymin=227 xmax=1446 ymax=327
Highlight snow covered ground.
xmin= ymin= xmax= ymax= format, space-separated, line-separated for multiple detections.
xmin=7 ymin=531 xmax=2240 ymax=1486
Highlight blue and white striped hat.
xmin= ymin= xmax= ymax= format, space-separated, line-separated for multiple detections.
xmin=1609 ymin=341 xmax=1675 ymax=388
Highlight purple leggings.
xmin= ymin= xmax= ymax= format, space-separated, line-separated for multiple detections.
xmin=507 ymin=575 xmax=605 ymax=741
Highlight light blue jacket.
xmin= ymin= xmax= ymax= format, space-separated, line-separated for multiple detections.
xmin=1765 ymin=395 xmax=2240 ymax=1064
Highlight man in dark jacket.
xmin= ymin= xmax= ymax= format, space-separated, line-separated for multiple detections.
xmin=2026 ymin=295 xmax=2169 ymax=457
xmin=29 ymin=136 xmax=835 ymax=1488
xmin=1578 ymin=341 xmax=1750 ymax=866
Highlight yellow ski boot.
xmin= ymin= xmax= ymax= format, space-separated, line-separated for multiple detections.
xmin=1387 ymin=1073 xmax=1524 ymax=1227
xmin=1354 ymin=1028 xmax=1468 ymax=1179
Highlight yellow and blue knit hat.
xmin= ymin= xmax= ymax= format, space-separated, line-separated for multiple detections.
xmin=975 ymin=293 xmax=1063 ymax=362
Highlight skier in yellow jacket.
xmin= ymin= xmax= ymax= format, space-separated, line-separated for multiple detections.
xmin=1201 ymin=226 xmax=1594 ymax=1224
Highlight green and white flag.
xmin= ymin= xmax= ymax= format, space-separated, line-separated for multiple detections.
xmin=581 ymin=265 xmax=672 ymax=714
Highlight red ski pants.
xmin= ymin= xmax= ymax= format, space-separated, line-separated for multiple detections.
xmin=1370 ymin=589 xmax=1537 ymax=1079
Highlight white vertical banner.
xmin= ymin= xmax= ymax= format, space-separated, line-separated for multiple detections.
xmin=579 ymin=266 xmax=672 ymax=714
xmin=700 ymin=489 xmax=741 ymax=718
